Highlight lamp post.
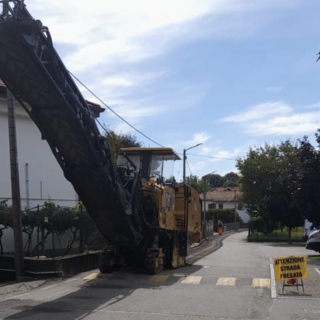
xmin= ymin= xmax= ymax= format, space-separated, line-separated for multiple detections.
xmin=182 ymin=143 xmax=202 ymax=184
xmin=182 ymin=143 xmax=202 ymax=244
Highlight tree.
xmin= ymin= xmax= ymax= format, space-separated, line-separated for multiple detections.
xmin=186 ymin=175 xmax=210 ymax=193
xmin=206 ymin=208 xmax=243 ymax=224
xmin=223 ymin=172 xmax=240 ymax=187
xmin=204 ymin=174 xmax=224 ymax=188
xmin=105 ymin=130 xmax=142 ymax=164
xmin=22 ymin=209 xmax=41 ymax=255
xmin=0 ymin=201 xmax=12 ymax=254
xmin=186 ymin=175 xmax=200 ymax=191
xmin=298 ymin=132 xmax=320 ymax=228
xmin=237 ymin=140 xmax=304 ymax=243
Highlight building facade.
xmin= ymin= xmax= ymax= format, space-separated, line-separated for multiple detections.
xmin=0 ymin=81 xmax=104 ymax=253
xmin=200 ymin=187 xmax=250 ymax=223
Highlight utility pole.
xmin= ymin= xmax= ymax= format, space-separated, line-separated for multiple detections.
xmin=234 ymin=187 xmax=237 ymax=230
xmin=7 ymin=89 xmax=25 ymax=280
xmin=183 ymin=143 xmax=202 ymax=185
xmin=3 ymin=0 xmax=8 ymax=15
xmin=182 ymin=144 xmax=202 ymax=240
xmin=183 ymin=149 xmax=186 ymax=184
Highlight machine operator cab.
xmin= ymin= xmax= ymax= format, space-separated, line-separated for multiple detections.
xmin=116 ymin=147 xmax=180 ymax=187
xmin=117 ymin=147 xmax=202 ymax=256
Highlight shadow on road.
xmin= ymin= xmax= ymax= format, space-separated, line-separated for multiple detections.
xmin=0 ymin=264 xmax=203 ymax=319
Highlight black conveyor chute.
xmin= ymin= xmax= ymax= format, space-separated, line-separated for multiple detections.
xmin=0 ymin=0 xmax=142 ymax=246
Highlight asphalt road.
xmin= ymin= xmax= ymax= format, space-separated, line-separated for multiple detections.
xmin=1 ymin=231 xmax=320 ymax=320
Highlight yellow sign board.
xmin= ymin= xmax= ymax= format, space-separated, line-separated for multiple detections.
xmin=273 ymin=256 xmax=308 ymax=281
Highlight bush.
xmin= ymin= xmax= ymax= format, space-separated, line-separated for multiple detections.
xmin=206 ymin=208 xmax=243 ymax=224
xmin=250 ymin=216 xmax=278 ymax=234
xmin=249 ymin=227 xmax=304 ymax=242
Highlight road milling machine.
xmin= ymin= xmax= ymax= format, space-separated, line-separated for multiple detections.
xmin=0 ymin=0 xmax=202 ymax=273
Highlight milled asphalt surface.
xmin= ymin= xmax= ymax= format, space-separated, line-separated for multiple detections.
xmin=0 ymin=231 xmax=320 ymax=320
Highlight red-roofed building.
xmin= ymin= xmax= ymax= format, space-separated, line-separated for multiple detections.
xmin=200 ymin=187 xmax=250 ymax=223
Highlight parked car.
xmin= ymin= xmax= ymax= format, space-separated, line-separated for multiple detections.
xmin=306 ymin=229 xmax=320 ymax=253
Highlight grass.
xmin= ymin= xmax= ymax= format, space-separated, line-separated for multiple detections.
xmin=307 ymin=256 xmax=320 ymax=260
xmin=270 ymin=243 xmax=306 ymax=247
xmin=248 ymin=227 xmax=304 ymax=243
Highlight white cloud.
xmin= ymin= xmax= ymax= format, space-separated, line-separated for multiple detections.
xmin=221 ymin=101 xmax=320 ymax=136
xmin=248 ymin=112 xmax=320 ymax=136
xmin=20 ymin=0 xmax=310 ymax=141
xmin=210 ymin=147 xmax=243 ymax=161
xmin=103 ymin=77 xmax=134 ymax=87
xmin=220 ymin=101 xmax=292 ymax=123
xmin=181 ymin=132 xmax=212 ymax=147
xmin=102 ymin=71 xmax=166 ymax=88
xmin=25 ymin=0 xmax=302 ymax=73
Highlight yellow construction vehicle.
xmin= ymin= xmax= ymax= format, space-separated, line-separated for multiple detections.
xmin=0 ymin=1 xmax=202 ymax=274
xmin=113 ymin=148 xmax=202 ymax=273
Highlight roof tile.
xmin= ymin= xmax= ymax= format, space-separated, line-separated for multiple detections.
xmin=200 ymin=187 xmax=242 ymax=202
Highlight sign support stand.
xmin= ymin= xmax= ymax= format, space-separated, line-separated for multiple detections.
xmin=282 ymin=279 xmax=305 ymax=294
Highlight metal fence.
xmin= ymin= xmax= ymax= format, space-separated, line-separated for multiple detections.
xmin=223 ymin=222 xmax=241 ymax=232
xmin=203 ymin=219 xmax=215 ymax=238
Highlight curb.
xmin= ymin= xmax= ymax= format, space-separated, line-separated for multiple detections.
xmin=269 ymin=259 xmax=277 ymax=299
xmin=187 ymin=231 xmax=235 ymax=264
xmin=0 ymin=279 xmax=52 ymax=299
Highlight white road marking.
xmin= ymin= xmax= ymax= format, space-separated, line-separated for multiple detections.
xmin=83 ymin=273 xmax=99 ymax=281
xmin=270 ymin=259 xmax=277 ymax=299
xmin=181 ymin=276 xmax=202 ymax=284
xmin=40 ymin=284 xmax=57 ymax=291
xmin=1 ymin=292 xmax=30 ymax=301
xmin=252 ymin=278 xmax=271 ymax=289
xmin=216 ymin=277 xmax=236 ymax=286
xmin=315 ymin=268 xmax=320 ymax=276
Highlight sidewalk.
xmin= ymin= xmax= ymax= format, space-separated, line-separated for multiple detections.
xmin=0 ymin=279 xmax=53 ymax=300
xmin=187 ymin=230 xmax=236 ymax=264
xmin=0 ymin=231 xmax=236 ymax=299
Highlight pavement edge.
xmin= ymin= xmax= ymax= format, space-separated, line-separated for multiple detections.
xmin=269 ymin=258 xmax=277 ymax=299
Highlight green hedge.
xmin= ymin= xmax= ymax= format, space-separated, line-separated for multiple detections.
xmin=206 ymin=209 xmax=243 ymax=224
xmin=248 ymin=226 xmax=304 ymax=242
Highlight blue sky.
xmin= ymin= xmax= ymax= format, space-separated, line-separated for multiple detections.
xmin=26 ymin=0 xmax=320 ymax=180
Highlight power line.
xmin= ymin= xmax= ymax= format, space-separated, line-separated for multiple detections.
xmin=186 ymin=159 xmax=193 ymax=176
xmin=187 ymin=153 xmax=237 ymax=161
xmin=69 ymin=71 xmax=164 ymax=148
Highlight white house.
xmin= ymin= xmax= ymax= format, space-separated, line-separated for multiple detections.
xmin=200 ymin=187 xmax=250 ymax=223
xmin=0 ymin=80 xmax=105 ymax=253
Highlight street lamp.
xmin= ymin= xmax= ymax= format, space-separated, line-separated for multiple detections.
xmin=182 ymin=143 xmax=202 ymax=184
xmin=182 ymin=143 xmax=202 ymax=242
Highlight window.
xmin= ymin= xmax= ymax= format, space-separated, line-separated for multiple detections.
xmin=208 ymin=203 xmax=216 ymax=210
xmin=117 ymin=154 xmax=140 ymax=171
xmin=218 ymin=203 xmax=223 ymax=209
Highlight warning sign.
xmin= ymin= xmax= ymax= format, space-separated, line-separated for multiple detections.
xmin=273 ymin=256 xmax=308 ymax=281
